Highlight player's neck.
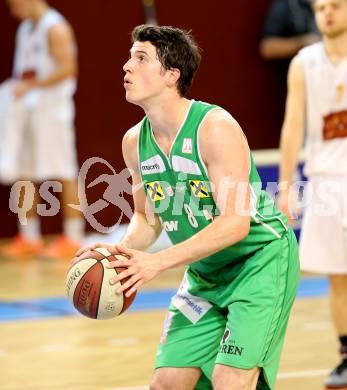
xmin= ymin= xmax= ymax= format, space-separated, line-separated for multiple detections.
xmin=324 ymin=32 xmax=347 ymax=63
xmin=30 ymin=3 xmax=50 ymax=24
xmin=144 ymin=96 xmax=191 ymax=138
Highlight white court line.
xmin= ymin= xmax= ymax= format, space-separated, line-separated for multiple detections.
xmin=105 ymin=369 xmax=331 ymax=389
xmin=304 ymin=321 xmax=331 ymax=331
xmin=277 ymin=369 xmax=330 ymax=379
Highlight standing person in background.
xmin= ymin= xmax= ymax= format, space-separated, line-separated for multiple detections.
xmin=260 ymin=0 xmax=319 ymax=61
xmin=260 ymin=0 xmax=320 ymax=116
xmin=77 ymin=25 xmax=300 ymax=390
xmin=278 ymin=0 xmax=347 ymax=387
xmin=0 ymin=0 xmax=84 ymax=258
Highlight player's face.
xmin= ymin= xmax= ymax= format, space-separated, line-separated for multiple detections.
xmin=123 ymin=41 xmax=169 ymax=106
xmin=6 ymin=0 xmax=32 ymax=20
xmin=314 ymin=0 xmax=347 ymax=38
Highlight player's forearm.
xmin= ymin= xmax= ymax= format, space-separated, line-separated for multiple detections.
xmin=260 ymin=37 xmax=305 ymax=59
xmin=120 ymin=211 xmax=162 ymax=251
xmin=279 ymin=124 xmax=303 ymax=186
xmin=30 ymin=63 xmax=77 ymax=88
xmin=156 ymin=215 xmax=249 ymax=271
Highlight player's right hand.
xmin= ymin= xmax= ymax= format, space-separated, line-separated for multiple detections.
xmin=277 ymin=189 xmax=301 ymax=226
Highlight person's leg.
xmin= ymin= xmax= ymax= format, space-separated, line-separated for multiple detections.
xmin=155 ymin=272 xmax=226 ymax=388
xmin=323 ymin=175 xmax=347 ymax=387
xmin=42 ymin=178 xmax=84 ymax=258
xmin=212 ymin=365 xmax=260 ymax=390
xmin=2 ymin=182 xmax=43 ymax=256
xmin=150 ymin=367 xmax=201 ymax=390
xmin=61 ymin=178 xmax=84 ymax=242
xmin=18 ymin=182 xmax=41 ymax=239
xmin=61 ymin=178 xmax=80 ymax=218
xmin=329 ymin=275 xmax=347 ymax=336
xmin=32 ymin=96 xmax=82 ymax=258
xmin=325 ymin=274 xmax=347 ymax=388
xmin=214 ymin=229 xmax=300 ymax=390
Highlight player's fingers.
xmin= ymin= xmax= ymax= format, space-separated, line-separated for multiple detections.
xmin=115 ymin=244 xmax=136 ymax=258
xmin=75 ymin=245 xmax=91 ymax=257
xmin=77 ymin=242 xmax=112 ymax=257
xmin=116 ymin=273 xmax=141 ymax=295
xmin=113 ymin=254 xmax=130 ymax=262
xmin=106 ymin=258 xmax=132 ymax=269
xmin=109 ymin=267 xmax=133 ymax=285
xmin=70 ymin=257 xmax=79 ymax=265
xmin=91 ymin=242 xmax=109 ymax=250
xmin=125 ymin=280 xmax=143 ymax=298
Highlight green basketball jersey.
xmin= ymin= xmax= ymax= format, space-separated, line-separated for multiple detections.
xmin=138 ymin=100 xmax=288 ymax=277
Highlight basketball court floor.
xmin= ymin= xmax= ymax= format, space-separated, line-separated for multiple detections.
xmin=0 ymin=149 xmax=342 ymax=389
xmin=0 ymin=245 xmax=341 ymax=390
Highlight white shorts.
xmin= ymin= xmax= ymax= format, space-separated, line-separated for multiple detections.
xmin=300 ymin=175 xmax=347 ymax=274
xmin=0 ymin=89 xmax=78 ymax=183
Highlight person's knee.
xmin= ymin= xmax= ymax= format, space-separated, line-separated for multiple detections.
xmin=149 ymin=376 xmax=167 ymax=390
xmin=150 ymin=368 xmax=199 ymax=390
xmin=150 ymin=373 xmax=182 ymax=390
xmin=212 ymin=371 xmax=247 ymax=390
xmin=149 ymin=377 xmax=187 ymax=390
xmin=212 ymin=365 xmax=258 ymax=390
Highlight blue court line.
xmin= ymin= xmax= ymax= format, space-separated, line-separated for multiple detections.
xmin=0 ymin=289 xmax=177 ymax=322
xmin=0 ymin=277 xmax=329 ymax=322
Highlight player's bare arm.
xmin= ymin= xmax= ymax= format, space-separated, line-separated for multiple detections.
xmin=75 ymin=124 xmax=163 ymax=259
xmin=278 ymin=55 xmax=306 ymax=219
xmin=15 ymin=22 xmax=77 ymax=97
xmin=119 ymin=124 xmax=163 ymax=250
xmin=260 ymin=34 xmax=319 ymax=60
xmin=111 ymin=109 xmax=251 ymax=297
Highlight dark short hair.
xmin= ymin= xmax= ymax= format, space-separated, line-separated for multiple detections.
xmin=131 ymin=25 xmax=201 ymax=97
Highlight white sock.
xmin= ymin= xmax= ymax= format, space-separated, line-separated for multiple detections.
xmin=63 ymin=217 xmax=84 ymax=242
xmin=18 ymin=217 xmax=41 ymax=241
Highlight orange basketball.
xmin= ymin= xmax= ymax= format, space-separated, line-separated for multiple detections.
xmin=66 ymin=247 xmax=136 ymax=320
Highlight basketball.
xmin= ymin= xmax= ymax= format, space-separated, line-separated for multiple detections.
xmin=66 ymin=247 xmax=136 ymax=320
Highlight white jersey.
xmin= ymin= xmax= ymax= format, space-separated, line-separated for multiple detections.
xmin=298 ymin=42 xmax=347 ymax=176
xmin=0 ymin=8 xmax=78 ymax=183
xmin=13 ymin=8 xmax=76 ymax=101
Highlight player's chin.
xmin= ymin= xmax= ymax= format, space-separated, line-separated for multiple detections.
xmin=124 ymin=93 xmax=142 ymax=106
xmin=124 ymin=93 xmax=136 ymax=103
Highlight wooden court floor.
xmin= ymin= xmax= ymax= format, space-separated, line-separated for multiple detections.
xmin=0 ymin=255 xmax=341 ymax=390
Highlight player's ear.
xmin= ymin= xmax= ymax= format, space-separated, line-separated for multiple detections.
xmin=166 ymin=68 xmax=180 ymax=88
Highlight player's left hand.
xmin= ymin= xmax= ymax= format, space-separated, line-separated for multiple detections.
xmin=13 ymin=81 xmax=32 ymax=98
xmin=107 ymin=244 xmax=163 ymax=297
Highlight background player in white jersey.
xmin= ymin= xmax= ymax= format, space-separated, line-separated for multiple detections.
xmin=0 ymin=0 xmax=84 ymax=258
xmin=279 ymin=0 xmax=347 ymax=387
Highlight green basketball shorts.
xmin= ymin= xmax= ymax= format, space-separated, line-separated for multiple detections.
xmin=155 ymin=229 xmax=300 ymax=390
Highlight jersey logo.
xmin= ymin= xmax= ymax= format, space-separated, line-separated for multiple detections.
xmin=172 ymin=273 xmax=213 ymax=324
xmin=189 ymin=180 xmax=209 ymax=198
xmin=166 ymin=186 xmax=174 ymax=196
xmin=182 ymin=138 xmax=193 ymax=154
xmin=221 ymin=328 xmax=231 ymax=345
xmin=141 ymin=155 xmax=166 ymax=175
xmin=172 ymin=155 xmax=202 ymax=175
xmin=162 ymin=220 xmax=179 ymax=232
xmin=146 ymin=181 xmax=165 ymax=201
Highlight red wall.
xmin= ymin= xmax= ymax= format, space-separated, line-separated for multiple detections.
xmin=0 ymin=0 xmax=281 ymax=237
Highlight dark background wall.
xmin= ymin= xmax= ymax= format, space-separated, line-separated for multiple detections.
xmin=0 ymin=0 xmax=285 ymax=237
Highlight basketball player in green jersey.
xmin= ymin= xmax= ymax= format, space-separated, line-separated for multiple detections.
xmin=76 ymin=25 xmax=300 ymax=390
